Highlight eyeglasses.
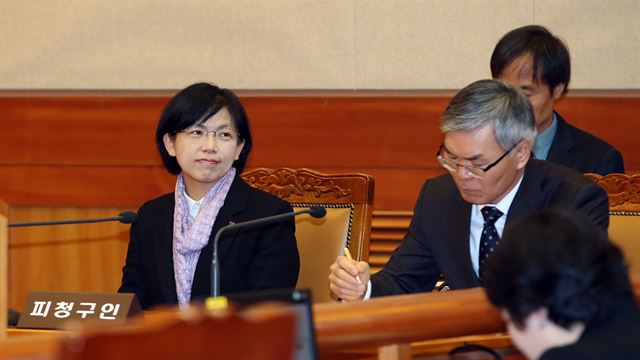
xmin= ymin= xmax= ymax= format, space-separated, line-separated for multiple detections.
xmin=176 ymin=125 xmax=239 ymax=142
xmin=436 ymin=143 xmax=516 ymax=179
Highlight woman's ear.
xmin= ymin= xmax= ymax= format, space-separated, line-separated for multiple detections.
xmin=234 ymin=139 xmax=245 ymax=161
xmin=163 ymin=133 xmax=177 ymax=157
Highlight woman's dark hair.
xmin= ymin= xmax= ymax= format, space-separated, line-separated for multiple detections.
xmin=490 ymin=25 xmax=570 ymax=95
xmin=155 ymin=82 xmax=253 ymax=174
xmin=484 ymin=208 xmax=633 ymax=329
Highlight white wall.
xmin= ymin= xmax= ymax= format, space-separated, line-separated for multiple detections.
xmin=0 ymin=0 xmax=638 ymax=90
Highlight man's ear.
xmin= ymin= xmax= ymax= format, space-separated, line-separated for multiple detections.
xmin=514 ymin=139 xmax=532 ymax=170
xmin=552 ymin=83 xmax=566 ymax=100
xmin=163 ymin=133 xmax=177 ymax=157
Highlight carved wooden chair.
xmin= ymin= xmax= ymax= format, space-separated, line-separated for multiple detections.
xmin=586 ymin=173 xmax=640 ymax=273
xmin=59 ymin=305 xmax=296 ymax=360
xmin=241 ymin=168 xmax=374 ymax=303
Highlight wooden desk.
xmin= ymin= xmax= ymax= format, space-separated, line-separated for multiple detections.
xmin=314 ymin=288 xmax=502 ymax=352
xmin=0 ymin=288 xmax=515 ymax=360
xmin=2 ymin=275 xmax=639 ymax=360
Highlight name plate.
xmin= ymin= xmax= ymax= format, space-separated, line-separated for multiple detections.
xmin=18 ymin=291 xmax=142 ymax=330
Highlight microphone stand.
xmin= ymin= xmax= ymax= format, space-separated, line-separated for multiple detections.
xmin=8 ymin=211 xmax=137 ymax=227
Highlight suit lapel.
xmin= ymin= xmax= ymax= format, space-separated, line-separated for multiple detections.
xmin=546 ymin=113 xmax=575 ymax=166
xmin=156 ymin=195 xmax=178 ymax=304
xmin=444 ymin=189 xmax=477 ymax=285
xmin=505 ymin=161 xmax=544 ymax=225
xmin=191 ymin=176 xmax=249 ymax=296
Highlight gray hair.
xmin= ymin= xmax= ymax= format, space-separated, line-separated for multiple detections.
xmin=440 ymin=79 xmax=537 ymax=149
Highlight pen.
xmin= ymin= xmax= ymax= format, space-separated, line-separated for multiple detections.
xmin=343 ymin=247 xmax=362 ymax=285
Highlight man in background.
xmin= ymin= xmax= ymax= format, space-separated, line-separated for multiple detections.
xmin=491 ymin=25 xmax=624 ymax=175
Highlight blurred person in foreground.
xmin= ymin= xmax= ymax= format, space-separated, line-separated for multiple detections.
xmin=484 ymin=208 xmax=640 ymax=360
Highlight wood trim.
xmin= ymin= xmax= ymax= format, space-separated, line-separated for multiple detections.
xmin=0 ymin=199 xmax=8 ymax=218
xmin=370 ymin=211 xmax=412 ymax=273
xmin=0 ymin=198 xmax=7 ymax=339
xmin=241 ymin=168 xmax=374 ymax=205
xmin=2 ymin=89 xmax=640 ymax=97
xmin=585 ymin=173 xmax=640 ymax=212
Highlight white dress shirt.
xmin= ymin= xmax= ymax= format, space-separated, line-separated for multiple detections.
xmin=184 ymin=191 xmax=202 ymax=219
xmin=469 ymin=175 xmax=523 ymax=277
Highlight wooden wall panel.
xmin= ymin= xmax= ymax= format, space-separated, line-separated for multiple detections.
xmin=1 ymin=94 xmax=638 ymax=210
xmin=244 ymin=97 xmax=447 ymax=169
xmin=8 ymin=207 xmax=131 ymax=309
xmin=0 ymin=97 xmax=164 ymax=166
xmin=0 ymin=96 xmax=446 ymax=169
xmin=0 ymin=166 xmax=174 ymax=207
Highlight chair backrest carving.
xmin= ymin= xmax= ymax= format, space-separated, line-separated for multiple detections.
xmin=242 ymin=168 xmax=374 ymax=302
xmin=586 ymin=173 xmax=640 ymax=273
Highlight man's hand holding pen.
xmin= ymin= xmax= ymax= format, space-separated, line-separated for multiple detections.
xmin=328 ymin=248 xmax=371 ymax=301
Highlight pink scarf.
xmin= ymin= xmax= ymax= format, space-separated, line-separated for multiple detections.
xmin=172 ymin=167 xmax=236 ymax=306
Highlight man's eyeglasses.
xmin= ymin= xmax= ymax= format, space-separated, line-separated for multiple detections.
xmin=176 ymin=125 xmax=239 ymax=142
xmin=436 ymin=143 xmax=516 ymax=179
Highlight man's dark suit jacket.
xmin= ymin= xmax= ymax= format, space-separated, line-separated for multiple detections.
xmin=370 ymin=160 xmax=609 ymax=297
xmin=118 ymin=175 xmax=300 ymax=310
xmin=540 ymin=300 xmax=640 ymax=360
xmin=546 ymin=113 xmax=624 ymax=175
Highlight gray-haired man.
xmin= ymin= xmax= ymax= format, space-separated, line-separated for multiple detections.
xmin=329 ymin=79 xmax=609 ymax=301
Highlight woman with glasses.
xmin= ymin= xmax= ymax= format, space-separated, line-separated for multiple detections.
xmin=484 ymin=208 xmax=640 ymax=360
xmin=119 ymin=83 xmax=299 ymax=309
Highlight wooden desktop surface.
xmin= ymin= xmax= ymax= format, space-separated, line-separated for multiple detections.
xmin=2 ymin=274 xmax=639 ymax=360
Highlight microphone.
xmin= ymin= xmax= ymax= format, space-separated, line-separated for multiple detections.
xmin=210 ymin=206 xmax=326 ymax=297
xmin=8 ymin=211 xmax=137 ymax=228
